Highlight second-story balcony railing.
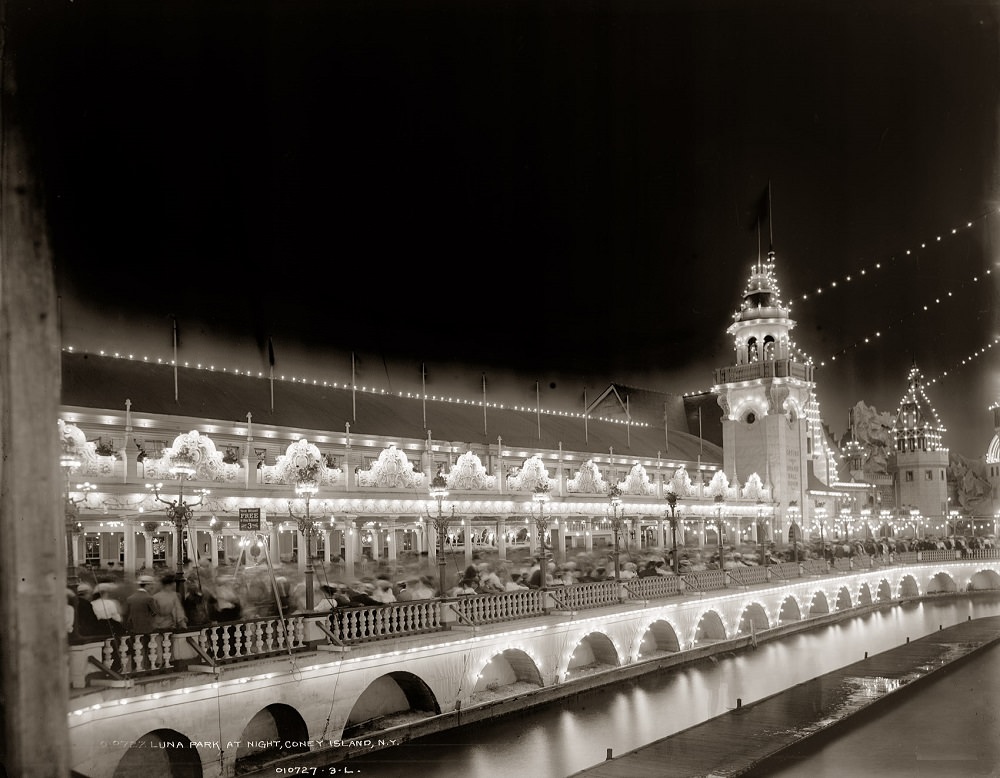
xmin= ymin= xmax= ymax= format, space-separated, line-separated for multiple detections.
xmin=713 ymin=359 xmax=813 ymax=385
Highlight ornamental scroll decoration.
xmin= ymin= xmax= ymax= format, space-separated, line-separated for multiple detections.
xmin=705 ymin=469 xmax=731 ymax=500
xmin=618 ymin=463 xmax=654 ymax=496
xmin=445 ymin=451 xmax=496 ymax=491
xmin=356 ymin=445 xmax=425 ymax=488
xmin=566 ymin=459 xmax=608 ymax=494
xmin=741 ymin=472 xmax=768 ymax=501
xmin=59 ymin=419 xmax=116 ymax=476
xmin=144 ymin=430 xmax=241 ymax=483
xmin=260 ymin=439 xmax=342 ymax=487
xmin=667 ymin=465 xmax=694 ymax=498
xmin=505 ymin=455 xmax=554 ymax=493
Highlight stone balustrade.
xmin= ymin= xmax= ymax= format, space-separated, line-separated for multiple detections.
xmin=195 ymin=616 xmax=306 ymax=663
xmin=449 ymin=589 xmax=544 ymax=625
xmin=548 ymin=580 xmax=623 ymax=610
xmin=328 ymin=600 xmax=444 ymax=644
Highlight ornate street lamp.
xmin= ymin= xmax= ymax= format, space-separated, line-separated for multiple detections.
xmin=283 ymin=439 xmax=324 ymax=611
xmin=59 ymin=421 xmax=86 ymax=585
xmin=787 ymin=503 xmax=801 ymax=564
xmin=665 ymin=489 xmax=680 ymax=575
xmin=63 ymin=482 xmax=94 ymax=586
xmin=428 ymin=470 xmax=454 ymax=596
xmin=532 ymin=485 xmax=551 ymax=589
xmin=608 ymin=485 xmax=627 ymax=581
xmin=713 ymin=495 xmax=726 ymax=581
xmin=148 ymin=432 xmax=208 ymax=598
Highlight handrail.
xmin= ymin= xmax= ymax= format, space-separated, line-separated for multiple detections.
xmin=186 ymin=636 xmax=218 ymax=666
xmin=446 ymin=602 xmax=478 ymax=627
xmin=315 ymin=620 xmax=344 ymax=647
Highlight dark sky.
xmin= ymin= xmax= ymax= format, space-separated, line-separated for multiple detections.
xmin=13 ymin=0 xmax=1000 ymax=457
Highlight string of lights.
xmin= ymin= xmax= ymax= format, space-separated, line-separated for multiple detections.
xmin=60 ymin=347 xmax=650 ymax=428
xmin=795 ymin=207 xmax=996 ymax=305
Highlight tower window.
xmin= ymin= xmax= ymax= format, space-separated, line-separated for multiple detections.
xmin=745 ymin=412 xmax=756 ymax=425
xmin=925 ymin=470 xmax=933 ymax=480
xmin=905 ymin=471 xmax=914 ymax=482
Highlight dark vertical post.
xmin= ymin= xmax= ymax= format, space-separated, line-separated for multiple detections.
xmin=0 ymin=4 xmax=71 ymax=768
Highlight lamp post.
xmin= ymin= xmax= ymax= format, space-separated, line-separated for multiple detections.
xmin=788 ymin=503 xmax=800 ymax=564
xmin=428 ymin=471 xmax=453 ymax=596
xmin=63 ymin=482 xmax=94 ymax=586
xmin=608 ymin=485 xmax=626 ymax=581
xmin=860 ymin=508 xmax=871 ymax=542
xmin=815 ymin=507 xmax=828 ymax=562
xmin=665 ymin=489 xmax=680 ymax=575
xmin=148 ymin=475 xmax=206 ymax=599
xmin=289 ymin=483 xmax=319 ymax=611
xmin=713 ymin=495 xmax=726 ymax=579
xmin=532 ymin=486 xmax=551 ymax=589
xmin=756 ymin=503 xmax=768 ymax=569
xmin=880 ymin=508 xmax=892 ymax=540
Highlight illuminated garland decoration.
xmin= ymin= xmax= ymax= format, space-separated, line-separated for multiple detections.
xmin=822 ymin=266 xmax=993 ymax=367
xmin=60 ymin=348 xmax=649 ymax=429
xmin=796 ymin=207 xmax=995 ymax=305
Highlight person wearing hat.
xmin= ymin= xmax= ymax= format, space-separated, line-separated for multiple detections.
xmin=72 ymin=583 xmax=101 ymax=639
xmin=91 ymin=582 xmax=124 ymax=637
xmin=124 ymin=575 xmax=157 ymax=633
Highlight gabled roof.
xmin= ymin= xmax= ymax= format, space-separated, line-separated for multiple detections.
xmin=61 ymin=352 xmax=723 ymax=463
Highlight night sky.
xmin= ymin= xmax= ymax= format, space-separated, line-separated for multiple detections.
xmin=13 ymin=0 xmax=1000 ymax=457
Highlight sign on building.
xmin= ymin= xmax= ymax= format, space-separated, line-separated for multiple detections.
xmin=239 ymin=507 xmax=261 ymax=531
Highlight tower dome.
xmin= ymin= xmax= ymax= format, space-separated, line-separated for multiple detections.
xmin=891 ymin=366 xmax=946 ymax=453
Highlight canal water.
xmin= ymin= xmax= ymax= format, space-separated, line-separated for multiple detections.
xmin=329 ymin=593 xmax=1000 ymax=778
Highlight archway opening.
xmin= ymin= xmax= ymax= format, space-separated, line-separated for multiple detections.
xmin=899 ymin=575 xmax=920 ymax=598
xmin=637 ymin=619 xmax=681 ymax=658
xmin=737 ymin=603 xmax=769 ymax=637
xmin=566 ymin=632 xmax=620 ymax=680
xmin=777 ymin=596 xmax=801 ymax=624
xmin=876 ymin=580 xmax=893 ymax=603
xmin=343 ymin=671 xmax=439 ymax=738
xmin=834 ymin=587 xmax=852 ymax=611
xmin=926 ymin=572 xmax=958 ymax=594
xmin=808 ymin=591 xmax=830 ymax=616
xmin=114 ymin=730 xmax=203 ymax=778
xmin=694 ymin=610 xmax=726 ymax=644
xmin=234 ymin=704 xmax=309 ymax=774
xmin=469 ymin=648 xmax=543 ymax=703
xmin=968 ymin=569 xmax=1000 ymax=591
xmin=857 ymin=583 xmax=873 ymax=606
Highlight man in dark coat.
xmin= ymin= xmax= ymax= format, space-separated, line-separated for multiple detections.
xmin=123 ymin=575 xmax=157 ymax=633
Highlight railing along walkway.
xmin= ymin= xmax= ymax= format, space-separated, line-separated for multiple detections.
xmin=70 ymin=551 xmax=1000 ymax=690
xmin=330 ymin=600 xmax=443 ymax=644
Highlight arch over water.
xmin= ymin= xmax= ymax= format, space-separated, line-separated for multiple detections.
xmin=473 ymin=648 xmax=543 ymax=692
xmin=926 ymin=571 xmax=959 ymax=594
xmin=834 ymin=586 xmax=852 ymax=611
xmin=566 ymin=632 xmax=620 ymax=679
xmin=637 ymin=619 xmax=681 ymax=658
xmin=113 ymin=729 xmax=203 ymax=778
xmin=234 ymin=703 xmax=309 ymax=774
xmin=875 ymin=579 xmax=893 ymax=602
xmin=777 ymin=595 xmax=802 ymax=624
xmin=343 ymin=671 xmax=439 ymax=738
xmin=856 ymin=583 xmax=873 ymax=606
xmin=898 ymin=574 xmax=920 ymax=598
xmin=694 ymin=609 xmax=727 ymax=644
xmin=737 ymin=602 xmax=769 ymax=636
xmin=968 ymin=569 xmax=1000 ymax=591
xmin=808 ymin=591 xmax=830 ymax=616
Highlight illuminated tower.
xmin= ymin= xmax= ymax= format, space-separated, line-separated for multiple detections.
xmin=713 ymin=247 xmax=817 ymax=541
xmin=890 ymin=366 xmax=949 ymax=519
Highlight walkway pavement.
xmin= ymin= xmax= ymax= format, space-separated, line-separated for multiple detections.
xmin=569 ymin=615 xmax=1000 ymax=778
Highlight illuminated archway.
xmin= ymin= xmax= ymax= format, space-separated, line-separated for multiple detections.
xmin=925 ymin=572 xmax=958 ymax=594
xmin=637 ymin=619 xmax=681 ymax=658
xmin=808 ymin=591 xmax=830 ymax=615
xmin=834 ymin=586 xmax=852 ymax=611
xmin=898 ymin=575 xmax=920 ymax=598
xmin=968 ymin=569 xmax=1000 ymax=591
xmin=777 ymin=595 xmax=802 ymax=624
xmin=693 ymin=610 xmax=726 ymax=644
xmin=343 ymin=671 xmax=439 ymax=737
xmin=113 ymin=730 xmax=202 ymax=778
xmin=566 ymin=632 xmax=620 ymax=679
xmin=856 ymin=583 xmax=873 ymax=606
xmin=737 ymin=602 xmax=769 ymax=636
xmin=471 ymin=648 xmax=543 ymax=700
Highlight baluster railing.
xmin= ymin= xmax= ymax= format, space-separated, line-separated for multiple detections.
xmin=329 ymin=601 xmax=445 ymax=644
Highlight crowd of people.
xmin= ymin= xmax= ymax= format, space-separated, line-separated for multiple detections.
xmin=68 ymin=532 xmax=996 ymax=641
